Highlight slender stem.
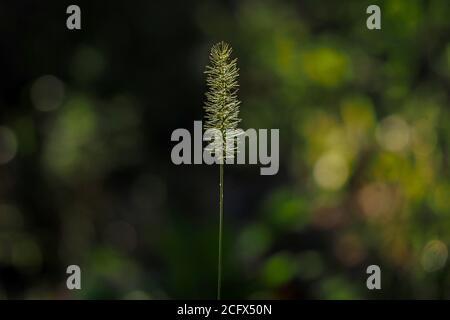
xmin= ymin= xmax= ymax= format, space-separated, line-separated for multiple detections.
xmin=217 ymin=162 xmax=224 ymax=300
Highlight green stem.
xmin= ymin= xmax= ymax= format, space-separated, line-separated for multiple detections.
xmin=217 ymin=162 xmax=224 ymax=300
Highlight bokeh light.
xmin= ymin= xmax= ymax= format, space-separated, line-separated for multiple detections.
xmin=0 ymin=126 xmax=18 ymax=164
xmin=313 ymin=151 xmax=349 ymax=190
xmin=421 ymin=240 xmax=448 ymax=273
xmin=30 ymin=75 xmax=65 ymax=112
xmin=376 ymin=115 xmax=410 ymax=152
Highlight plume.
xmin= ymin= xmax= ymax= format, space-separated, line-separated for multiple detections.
xmin=203 ymin=41 xmax=242 ymax=160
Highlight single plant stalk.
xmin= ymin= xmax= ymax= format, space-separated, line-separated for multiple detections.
xmin=203 ymin=41 xmax=241 ymax=300
xmin=217 ymin=162 xmax=224 ymax=300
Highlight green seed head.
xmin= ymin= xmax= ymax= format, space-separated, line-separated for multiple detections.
xmin=203 ymin=42 xmax=242 ymax=159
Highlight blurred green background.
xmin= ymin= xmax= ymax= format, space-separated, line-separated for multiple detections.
xmin=0 ymin=0 xmax=449 ymax=299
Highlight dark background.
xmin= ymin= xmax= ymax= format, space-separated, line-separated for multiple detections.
xmin=0 ymin=0 xmax=449 ymax=299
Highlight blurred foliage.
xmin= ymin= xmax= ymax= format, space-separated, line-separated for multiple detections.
xmin=0 ymin=0 xmax=449 ymax=299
